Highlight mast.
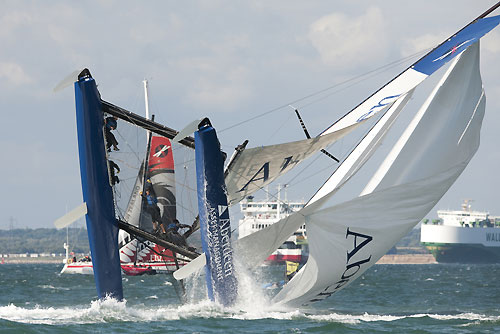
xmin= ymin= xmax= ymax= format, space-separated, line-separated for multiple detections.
xmin=64 ymin=227 xmax=69 ymax=264
xmin=319 ymin=2 xmax=500 ymax=137
xmin=143 ymin=79 xmax=150 ymax=121
xmin=140 ymin=82 xmax=154 ymax=229
xmin=277 ymin=184 xmax=281 ymax=221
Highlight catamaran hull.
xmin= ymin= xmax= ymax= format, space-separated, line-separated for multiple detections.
xmin=74 ymin=75 xmax=123 ymax=300
xmin=60 ymin=262 xmax=94 ymax=275
xmin=61 ymin=261 xmax=188 ymax=275
xmin=195 ymin=123 xmax=238 ymax=306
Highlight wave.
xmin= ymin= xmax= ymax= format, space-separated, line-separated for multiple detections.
xmin=307 ymin=312 xmax=500 ymax=324
xmin=37 ymin=285 xmax=71 ymax=291
xmin=0 ymin=298 xmax=498 ymax=325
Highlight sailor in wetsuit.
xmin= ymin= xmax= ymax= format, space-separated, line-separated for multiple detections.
xmin=104 ymin=116 xmax=119 ymax=152
xmin=165 ymin=219 xmax=194 ymax=250
xmin=108 ymin=160 xmax=120 ymax=185
xmin=140 ymin=188 xmax=166 ymax=234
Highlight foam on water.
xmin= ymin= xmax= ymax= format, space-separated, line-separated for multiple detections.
xmin=2 ymin=296 xmax=499 ymax=327
xmin=37 ymin=284 xmax=70 ymax=291
xmin=306 ymin=312 xmax=500 ymax=325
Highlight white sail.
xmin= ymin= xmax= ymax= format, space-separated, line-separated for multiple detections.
xmin=273 ymin=42 xmax=485 ymax=306
xmin=225 ymin=124 xmax=359 ymax=205
xmin=118 ymin=163 xmax=144 ymax=263
xmin=226 ymin=15 xmax=500 ymax=206
xmin=308 ymin=90 xmax=413 ymax=205
xmin=361 ymin=43 xmax=484 ymax=195
xmin=234 ymin=88 xmax=414 ymax=266
xmin=319 ymin=15 xmax=498 ymax=136
xmin=123 ymin=163 xmax=145 ymax=225
xmin=177 ymin=14 xmax=500 ymax=283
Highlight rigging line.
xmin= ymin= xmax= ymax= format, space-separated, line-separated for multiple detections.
xmin=293 ymin=107 xmax=339 ymax=162
xmin=113 ymin=129 xmax=144 ymax=164
xmin=109 ymin=157 xmax=142 ymax=171
xmin=298 ymin=51 xmax=425 ymax=110
xmin=218 ymin=49 xmax=428 ymax=134
xmin=264 ymin=110 xmax=297 ymax=143
xmin=220 ymin=119 xmax=361 ymax=207
xmin=286 ymin=155 xmax=343 ymax=188
xmin=281 ymin=109 xmax=382 ymax=191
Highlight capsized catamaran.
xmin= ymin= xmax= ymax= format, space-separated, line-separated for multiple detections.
xmin=117 ymin=134 xmax=193 ymax=276
xmin=58 ymin=2 xmax=500 ymax=306
xmin=175 ymin=3 xmax=500 ymax=307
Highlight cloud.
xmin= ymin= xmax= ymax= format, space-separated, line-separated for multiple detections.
xmin=308 ymin=7 xmax=388 ymax=71
xmin=187 ymin=65 xmax=252 ymax=111
xmin=0 ymin=62 xmax=33 ymax=85
xmin=400 ymin=33 xmax=446 ymax=58
xmin=0 ymin=10 xmax=33 ymax=38
xmin=482 ymin=29 xmax=500 ymax=54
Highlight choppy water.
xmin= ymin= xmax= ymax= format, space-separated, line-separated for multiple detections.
xmin=0 ymin=263 xmax=498 ymax=333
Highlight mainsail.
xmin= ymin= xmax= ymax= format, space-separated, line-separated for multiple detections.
xmin=118 ymin=136 xmax=179 ymax=264
xmin=64 ymin=3 xmax=500 ymax=307
xmin=273 ymin=42 xmax=485 ymax=306
xmin=223 ymin=13 xmax=500 ymax=206
xmin=319 ymin=14 xmax=497 ymax=136
xmin=234 ymin=89 xmax=414 ymax=266
xmin=225 ymin=125 xmax=358 ymax=205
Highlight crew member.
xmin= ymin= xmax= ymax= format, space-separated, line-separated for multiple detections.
xmin=108 ymin=160 xmax=120 ymax=185
xmin=165 ymin=219 xmax=193 ymax=250
xmin=104 ymin=116 xmax=119 ymax=152
xmin=141 ymin=188 xmax=165 ymax=234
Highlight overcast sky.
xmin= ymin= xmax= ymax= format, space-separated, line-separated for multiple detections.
xmin=2 ymin=0 xmax=500 ymax=229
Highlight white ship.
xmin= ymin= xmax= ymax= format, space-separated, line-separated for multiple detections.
xmin=238 ymin=186 xmax=307 ymax=263
xmin=421 ymin=200 xmax=500 ymax=263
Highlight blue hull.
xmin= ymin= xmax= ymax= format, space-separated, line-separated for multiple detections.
xmin=74 ymin=76 xmax=123 ymax=300
xmin=195 ymin=124 xmax=238 ymax=306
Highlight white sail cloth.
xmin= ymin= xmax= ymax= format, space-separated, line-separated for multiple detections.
xmin=118 ymin=163 xmax=144 ymax=262
xmin=225 ymin=16 xmax=499 ymax=206
xmin=225 ymin=124 xmax=359 ymax=205
xmin=233 ymin=90 xmax=414 ymax=265
xmin=273 ymin=42 xmax=485 ymax=306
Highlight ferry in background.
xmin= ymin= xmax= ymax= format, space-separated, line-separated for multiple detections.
xmin=238 ymin=186 xmax=308 ymax=263
xmin=421 ymin=200 xmax=500 ymax=263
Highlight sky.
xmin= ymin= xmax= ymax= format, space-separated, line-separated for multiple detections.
xmin=1 ymin=0 xmax=500 ymax=229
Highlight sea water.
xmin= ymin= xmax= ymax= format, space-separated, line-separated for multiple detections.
xmin=0 ymin=263 xmax=498 ymax=333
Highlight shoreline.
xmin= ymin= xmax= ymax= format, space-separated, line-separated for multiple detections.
xmin=0 ymin=254 xmax=438 ymax=265
xmin=376 ymin=254 xmax=437 ymax=264
xmin=1 ymin=257 xmax=66 ymax=264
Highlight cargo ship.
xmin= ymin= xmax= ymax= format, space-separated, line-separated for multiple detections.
xmin=421 ymin=200 xmax=500 ymax=263
xmin=237 ymin=187 xmax=307 ymax=263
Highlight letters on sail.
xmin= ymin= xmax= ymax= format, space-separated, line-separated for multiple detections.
xmin=225 ymin=15 xmax=500 ymax=207
xmin=273 ymin=42 xmax=485 ymax=306
xmin=225 ymin=123 xmax=359 ymax=206
xmin=233 ymin=89 xmax=414 ymax=266
xmin=175 ymin=14 xmax=500 ymax=285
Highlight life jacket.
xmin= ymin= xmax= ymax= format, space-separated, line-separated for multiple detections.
xmin=145 ymin=194 xmax=157 ymax=206
xmin=106 ymin=117 xmax=117 ymax=130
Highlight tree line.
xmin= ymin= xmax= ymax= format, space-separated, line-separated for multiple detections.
xmin=0 ymin=228 xmax=89 ymax=254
